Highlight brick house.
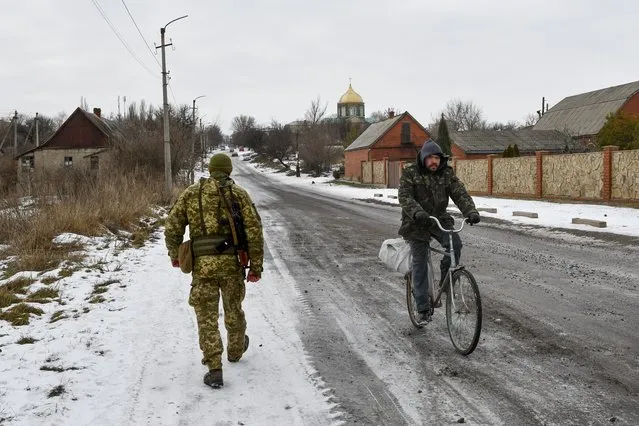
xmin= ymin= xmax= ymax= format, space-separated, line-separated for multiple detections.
xmin=16 ymin=107 xmax=122 ymax=182
xmin=533 ymin=80 xmax=639 ymax=146
xmin=344 ymin=111 xmax=429 ymax=184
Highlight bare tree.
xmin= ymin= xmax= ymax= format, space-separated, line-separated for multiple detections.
xmin=523 ymin=113 xmax=539 ymax=127
xmin=230 ymin=115 xmax=258 ymax=149
xmin=369 ymin=110 xmax=388 ymax=122
xmin=299 ymin=122 xmax=342 ymax=175
xmin=442 ymin=99 xmax=486 ymax=131
xmin=486 ymin=120 xmax=520 ymax=131
xmin=262 ymin=120 xmax=293 ymax=168
xmin=304 ymin=96 xmax=328 ymax=125
xmin=231 ymin=115 xmax=256 ymax=134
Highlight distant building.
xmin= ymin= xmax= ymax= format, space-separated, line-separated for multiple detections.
xmin=344 ymin=111 xmax=429 ymax=183
xmin=450 ymin=129 xmax=572 ymax=159
xmin=533 ymin=80 xmax=639 ymax=146
xmin=337 ymin=82 xmax=365 ymax=121
xmin=16 ymin=107 xmax=123 ymax=182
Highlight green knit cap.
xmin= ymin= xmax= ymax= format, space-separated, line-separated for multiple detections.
xmin=208 ymin=153 xmax=233 ymax=175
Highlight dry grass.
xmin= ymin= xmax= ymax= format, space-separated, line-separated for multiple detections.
xmin=26 ymin=287 xmax=60 ymax=304
xmin=47 ymin=385 xmax=66 ymax=398
xmin=1 ymin=277 xmax=35 ymax=295
xmin=0 ymin=277 xmax=34 ymax=308
xmin=50 ymin=310 xmax=67 ymax=323
xmin=16 ymin=336 xmax=38 ymax=344
xmin=0 ymin=303 xmax=44 ymax=326
xmin=88 ymin=295 xmax=106 ymax=304
xmin=41 ymin=276 xmax=60 ymax=285
xmin=0 ymin=168 xmax=167 ymax=280
xmin=0 ymin=290 xmax=21 ymax=308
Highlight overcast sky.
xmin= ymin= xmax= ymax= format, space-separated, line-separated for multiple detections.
xmin=2 ymin=0 xmax=638 ymax=133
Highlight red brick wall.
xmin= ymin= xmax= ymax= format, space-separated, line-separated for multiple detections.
xmin=344 ymin=149 xmax=369 ymax=181
xmin=370 ymin=147 xmax=418 ymax=161
xmin=621 ymin=92 xmax=639 ymax=115
xmin=372 ymin=116 xmax=429 ymax=157
xmin=47 ymin=110 xmax=107 ymax=149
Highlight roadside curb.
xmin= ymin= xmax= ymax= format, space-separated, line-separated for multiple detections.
xmin=513 ymin=211 xmax=538 ymax=218
xmin=572 ymin=218 xmax=607 ymax=228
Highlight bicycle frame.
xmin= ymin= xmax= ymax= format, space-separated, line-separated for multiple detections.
xmin=428 ymin=217 xmax=466 ymax=313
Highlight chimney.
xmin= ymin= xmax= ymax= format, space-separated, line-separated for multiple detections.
xmin=388 ymin=110 xmax=395 ymax=118
xmin=93 ymin=108 xmax=102 ymax=118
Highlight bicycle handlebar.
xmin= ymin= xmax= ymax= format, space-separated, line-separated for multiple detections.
xmin=430 ymin=216 xmax=467 ymax=233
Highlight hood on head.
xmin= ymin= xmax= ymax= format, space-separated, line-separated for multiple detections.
xmin=417 ymin=139 xmax=447 ymax=171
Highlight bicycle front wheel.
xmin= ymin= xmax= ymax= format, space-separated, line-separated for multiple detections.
xmin=446 ymin=269 xmax=482 ymax=355
xmin=405 ymin=272 xmax=424 ymax=329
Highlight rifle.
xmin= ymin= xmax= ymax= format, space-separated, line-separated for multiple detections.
xmin=229 ymin=195 xmax=250 ymax=270
xmin=216 ymin=181 xmax=250 ymax=278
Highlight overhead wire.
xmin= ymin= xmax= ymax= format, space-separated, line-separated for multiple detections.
xmin=120 ymin=0 xmax=162 ymax=68
xmin=90 ymin=0 xmax=159 ymax=78
xmin=120 ymin=0 xmax=179 ymax=107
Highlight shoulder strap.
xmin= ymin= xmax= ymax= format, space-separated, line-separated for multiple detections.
xmin=197 ymin=178 xmax=207 ymax=235
xmin=212 ymin=179 xmax=240 ymax=247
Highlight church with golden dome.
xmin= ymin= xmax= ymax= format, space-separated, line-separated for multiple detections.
xmin=337 ymin=81 xmax=365 ymax=120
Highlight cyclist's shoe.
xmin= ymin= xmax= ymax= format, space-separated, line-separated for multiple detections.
xmin=417 ymin=310 xmax=431 ymax=323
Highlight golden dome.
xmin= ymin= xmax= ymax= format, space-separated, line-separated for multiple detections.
xmin=339 ymin=83 xmax=364 ymax=104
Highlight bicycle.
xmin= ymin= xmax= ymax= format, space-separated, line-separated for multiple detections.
xmin=405 ymin=217 xmax=482 ymax=355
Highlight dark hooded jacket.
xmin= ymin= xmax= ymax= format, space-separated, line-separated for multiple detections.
xmin=398 ymin=139 xmax=477 ymax=240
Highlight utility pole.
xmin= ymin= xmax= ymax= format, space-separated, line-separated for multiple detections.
xmin=35 ymin=112 xmax=39 ymax=146
xmin=13 ymin=110 xmax=18 ymax=157
xmin=156 ymin=14 xmax=188 ymax=193
xmin=200 ymin=118 xmax=205 ymax=171
xmin=191 ymin=95 xmax=205 ymax=184
xmin=295 ymin=131 xmax=300 ymax=177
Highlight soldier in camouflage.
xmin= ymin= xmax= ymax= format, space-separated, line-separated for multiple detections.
xmin=164 ymin=153 xmax=264 ymax=389
xmin=399 ymin=139 xmax=480 ymax=322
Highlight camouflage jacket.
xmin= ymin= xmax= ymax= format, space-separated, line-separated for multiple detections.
xmin=398 ymin=157 xmax=477 ymax=240
xmin=164 ymin=172 xmax=264 ymax=277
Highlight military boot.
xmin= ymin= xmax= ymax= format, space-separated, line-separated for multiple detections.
xmin=228 ymin=335 xmax=249 ymax=363
xmin=203 ymin=369 xmax=223 ymax=388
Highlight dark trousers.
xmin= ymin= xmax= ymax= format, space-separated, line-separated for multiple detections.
xmin=408 ymin=229 xmax=462 ymax=313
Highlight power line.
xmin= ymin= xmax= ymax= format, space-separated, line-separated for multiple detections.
xmin=120 ymin=0 xmax=162 ymax=68
xmin=90 ymin=0 xmax=159 ymax=78
xmin=168 ymin=82 xmax=178 ymax=105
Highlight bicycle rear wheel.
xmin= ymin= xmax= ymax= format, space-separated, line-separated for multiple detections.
xmin=446 ymin=269 xmax=482 ymax=355
xmin=405 ymin=272 xmax=424 ymax=329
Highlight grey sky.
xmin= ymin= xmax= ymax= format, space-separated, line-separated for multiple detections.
xmin=2 ymin=0 xmax=638 ymax=133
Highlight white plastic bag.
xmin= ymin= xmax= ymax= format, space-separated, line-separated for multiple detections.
xmin=378 ymin=238 xmax=412 ymax=274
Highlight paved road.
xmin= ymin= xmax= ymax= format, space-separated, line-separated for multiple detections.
xmin=234 ymin=158 xmax=639 ymax=425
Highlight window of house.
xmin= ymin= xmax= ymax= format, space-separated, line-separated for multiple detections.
xmin=90 ymin=156 xmax=99 ymax=170
xmin=21 ymin=155 xmax=34 ymax=171
xmin=64 ymin=156 xmax=73 ymax=167
xmin=401 ymin=122 xmax=411 ymax=144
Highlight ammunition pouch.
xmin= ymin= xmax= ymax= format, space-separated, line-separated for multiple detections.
xmin=191 ymin=235 xmax=236 ymax=257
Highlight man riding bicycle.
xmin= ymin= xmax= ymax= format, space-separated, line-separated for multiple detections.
xmin=398 ymin=139 xmax=480 ymax=323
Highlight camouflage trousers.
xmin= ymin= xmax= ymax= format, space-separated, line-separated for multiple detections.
xmin=189 ymin=275 xmax=246 ymax=370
